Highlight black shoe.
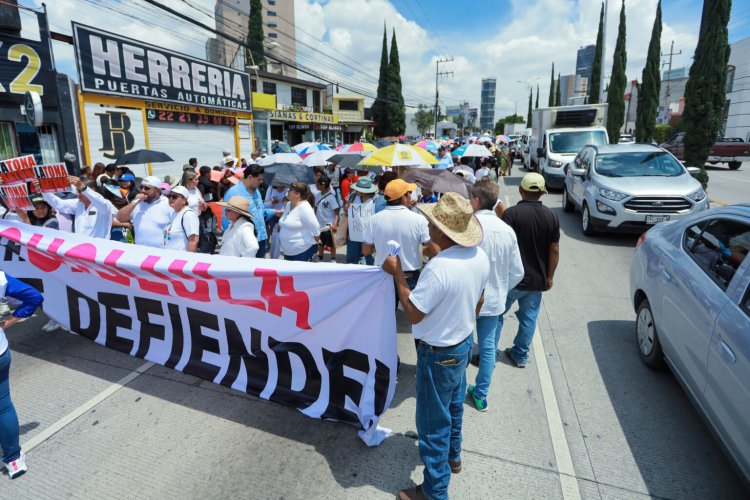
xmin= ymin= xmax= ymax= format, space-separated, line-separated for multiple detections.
xmin=469 ymin=353 xmax=479 ymax=367
xmin=504 ymin=348 xmax=526 ymax=368
xmin=449 ymin=459 xmax=462 ymax=474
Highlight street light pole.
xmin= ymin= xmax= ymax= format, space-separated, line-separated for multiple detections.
xmin=434 ymin=57 xmax=453 ymax=138
xmin=600 ymin=0 xmax=608 ymax=103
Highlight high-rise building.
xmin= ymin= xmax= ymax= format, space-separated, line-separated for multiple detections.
xmin=559 ymin=74 xmax=575 ymax=106
xmin=575 ymin=45 xmax=595 ymax=88
xmin=206 ymin=0 xmax=297 ymax=77
xmin=480 ymin=78 xmax=496 ymax=131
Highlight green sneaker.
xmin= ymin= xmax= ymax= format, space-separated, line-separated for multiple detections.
xmin=467 ymin=385 xmax=488 ymax=412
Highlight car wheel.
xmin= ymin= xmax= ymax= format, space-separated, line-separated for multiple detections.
xmin=581 ymin=203 xmax=597 ymax=236
xmin=562 ymin=185 xmax=574 ymax=212
xmin=728 ymin=161 xmax=741 ymax=170
xmin=636 ymin=298 xmax=667 ymax=370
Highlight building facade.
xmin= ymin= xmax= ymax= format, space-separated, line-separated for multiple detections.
xmin=480 ymin=78 xmax=496 ymax=131
xmin=207 ymin=0 xmax=297 ymax=77
xmin=725 ymin=36 xmax=750 ymax=141
xmin=576 ymin=45 xmax=595 ymax=89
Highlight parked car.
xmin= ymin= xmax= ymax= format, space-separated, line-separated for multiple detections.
xmin=519 ymin=128 xmax=532 ymax=170
xmin=661 ymin=132 xmax=750 ymax=170
xmin=562 ymin=143 xmax=709 ymax=235
xmin=619 ymin=133 xmax=636 ymax=144
xmin=629 ymin=204 xmax=750 ymax=482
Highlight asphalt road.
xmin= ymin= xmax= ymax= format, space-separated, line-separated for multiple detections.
xmin=1 ymin=165 xmax=748 ymax=498
xmin=705 ymin=161 xmax=750 ymax=206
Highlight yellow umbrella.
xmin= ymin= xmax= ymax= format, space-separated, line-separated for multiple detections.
xmin=358 ymin=144 xmax=439 ymax=168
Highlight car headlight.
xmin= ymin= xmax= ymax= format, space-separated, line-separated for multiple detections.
xmin=598 ymin=187 xmax=628 ymax=201
xmin=687 ymin=188 xmax=706 ymax=202
xmin=550 ymin=160 xmax=563 ymax=167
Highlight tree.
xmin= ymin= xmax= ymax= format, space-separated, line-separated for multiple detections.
xmin=606 ymin=1 xmax=627 ymax=144
xmin=387 ymin=29 xmax=406 ymax=135
xmin=589 ymin=2 xmax=604 ymax=104
xmin=548 ymin=62 xmax=555 ymax=106
xmin=246 ymin=0 xmax=266 ymax=69
xmin=494 ymin=114 xmax=525 ymax=135
xmin=555 ymin=73 xmax=562 ymax=106
xmin=635 ymin=0 xmax=661 ymax=143
xmin=412 ymin=104 xmax=434 ymax=135
xmin=682 ymin=0 xmax=731 ymax=187
xmin=371 ymin=26 xmax=390 ymax=137
xmin=527 ymin=88 xmax=533 ymax=126
xmin=535 ymin=84 xmax=539 ymax=109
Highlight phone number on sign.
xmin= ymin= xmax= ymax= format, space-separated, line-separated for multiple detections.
xmin=146 ymin=109 xmax=236 ymax=126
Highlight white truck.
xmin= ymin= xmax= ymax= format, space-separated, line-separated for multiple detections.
xmin=529 ymin=104 xmax=609 ymax=189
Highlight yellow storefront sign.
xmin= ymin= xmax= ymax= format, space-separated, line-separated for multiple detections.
xmin=269 ymin=110 xmax=338 ymax=124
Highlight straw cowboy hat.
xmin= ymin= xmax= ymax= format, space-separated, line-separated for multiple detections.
xmin=216 ymin=196 xmax=255 ymax=219
xmin=417 ymin=192 xmax=483 ymax=247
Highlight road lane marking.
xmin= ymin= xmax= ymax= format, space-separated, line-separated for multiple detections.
xmin=23 ymin=361 xmax=154 ymax=453
xmin=533 ymin=327 xmax=582 ymax=500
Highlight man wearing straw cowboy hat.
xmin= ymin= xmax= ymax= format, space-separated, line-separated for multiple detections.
xmin=382 ymin=192 xmax=490 ymax=500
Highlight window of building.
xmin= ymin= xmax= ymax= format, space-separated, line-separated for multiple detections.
xmin=250 ymin=79 xmax=257 ymax=92
xmin=268 ymin=10 xmax=277 ymax=16
xmin=0 ymin=122 xmax=16 ymax=159
xmin=263 ymin=81 xmax=277 ymax=95
xmin=268 ymin=0 xmax=276 ymax=4
xmin=312 ymin=90 xmax=321 ymax=111
xmin=685 ymin=219 xmax=750 ymax=290
xmin=267 ymin=22 xmax=277 ymax=28
xmin=291 ymin=87 xmax=307 ymax=107
xmin=268 ymin=32 xmax=278 ymax=39
xmin=338 ymin=100 xmax=358 ymax=111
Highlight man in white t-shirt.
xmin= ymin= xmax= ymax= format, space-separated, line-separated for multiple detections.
xmin=382 ymin=192 xmax=489 ymax=500
xmin=314 ymin=175 xmax=339 ymax=262
xmin=363 ymin=179 xmax=437 ymax=294
xmin=116 ymin=176 xmax=174 ymax=247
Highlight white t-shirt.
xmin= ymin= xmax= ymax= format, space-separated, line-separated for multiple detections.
xmin=347 ymin=197 xmax=374 ymax=243
xmin=264 ymin=187 xmax=288 ymax=211
xmin=131 ymin=196 xmax=174 ymax=247
xmin=364 ymin=205 xmax=430 ymax=270
xmin=163 ymin=208 xmax=199 ymax=251
xmin=186 ymin=187 xmax=203 ymax=215
xmin=43 ymin=188 xmax=117 ymax=239
xmin=315 ymin=190 xmax=340 ymax=227
xmin=409 ymin=245 xmax=490 ymax=346
xmin=475 ymin=210 xmax=525 ymax=316
xmin=278 ymin=201 xmax=321 ymax=256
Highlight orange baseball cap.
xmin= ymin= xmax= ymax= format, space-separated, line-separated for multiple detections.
xmin=384 ymin=178 xmax=417 ymax=200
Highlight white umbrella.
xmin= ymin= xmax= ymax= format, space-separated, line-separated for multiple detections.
xmin=257 ymin=152 xmax=303 ymax=166
xmin=455 ymin=143 xmax=492 ymax=158
xmin=302 ymin=150 xmax=336 ymax=166
xmin=476 ymin=136 xmax=493 ymax=144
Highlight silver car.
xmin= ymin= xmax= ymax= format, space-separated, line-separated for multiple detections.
xmin=630 ymin=204 xmax=750 ymax=481
xmin=562 ymin=144 xmax=710 ymax=235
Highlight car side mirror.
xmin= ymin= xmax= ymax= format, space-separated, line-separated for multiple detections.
xmin=570 ymin=167 xmax=587 ymax=177
xmin=686 ymin=166 xmax=701 ymax=175
xmin=537 ymin=147 xmax=545 ymax=158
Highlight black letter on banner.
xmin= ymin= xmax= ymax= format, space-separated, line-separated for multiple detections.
xmin=67 ymin=287 xmax=100 ymax=341
xmin=320 ymin=349 xmax=368 ymax=425
xmin=133 ymin=297 xmax=165 ymax=359
xmin=99 ymin=292 xmax=134 ymax=353
xmin=220 ymin=320 xmax=268 ymax=395
xmin=165 ymin=303 xmax=183 ymax=369
xmin=182 ymin=307 xmax=221 ymax=381
xmin=268 ymin=337 xmax=321 ymax=409
xmin=373 ymin=359 xmax=391 ymax=416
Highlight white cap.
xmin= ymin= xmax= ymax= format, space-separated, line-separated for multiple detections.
xmin=141 ymin=176 xmax=162 ymax=189
xmin=170 ymin=186 xmax=189 ymax=198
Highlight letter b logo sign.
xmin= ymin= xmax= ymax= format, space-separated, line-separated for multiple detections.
xmin=97 ymin=111 xmax=135 ymax=159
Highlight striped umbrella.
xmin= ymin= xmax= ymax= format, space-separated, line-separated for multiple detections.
xmin=415 ymin=140 xmax=440 ymax=153
xmin=358 ymin=144 xmax=439 ymax=168
xmin=341 ymin=142 xmax=378 ymax=153
xmin=292 ymin=142 xmax=331 ymax=155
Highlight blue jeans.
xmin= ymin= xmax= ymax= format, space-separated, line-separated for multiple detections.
xmin=416 ymin=335 xmax=472 ymax=500
xmin=346 ymin=240 xmax=374 ymax=265
xmin=285 ymin=244 xmax=317 ymax=262
xmin=473 ymin=315 xmax=502 ymax=400
xmin=256 ymin=239 xmax=268 ymax=258
xmin=0 ymin=349 xmax=20 ymax=463
xmin=499 ymin=289 xmax=543 ymax=364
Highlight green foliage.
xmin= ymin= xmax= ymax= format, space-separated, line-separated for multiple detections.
xmin=387 ymin=30 xmax=406 ymax=135
xmin=682 ymin=0 xmax=732 ymax=188
xmin=589 ymin=2 xmax=604 ymax=104
xmin=606 ymin=1 xmax=627 ymax=144
xmin=247 ymin=0 xmax=266 ymax=68
xmin=412 ymin=104 xmax=435 ymax=135
xmin=527 ymin=88 xmax=533 ymax=126
xmin=372 ymin=27 xmax=390 ymax=137
xmin=535 ymin=84 xmax=539 ymax=109
xmin=548 ymin=62 xmax=555 ymax=107
xmin=635 ymin=0 xmax=662 ymax=143
xmin=555 ymin=73 xmax=562 ymax=106
xmin=494 ymin=114 xmax=524 ymax=135
xmin=653 ymin=125 xmax=672 ymax=145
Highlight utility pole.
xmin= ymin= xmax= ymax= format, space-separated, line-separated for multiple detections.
xmin=434 ymin=57 xmax=453 ymax=138
xmin=660 ymin=40 xmax=682 ymax=125
xmin=600 ymin=0 xmax=608 ymax=103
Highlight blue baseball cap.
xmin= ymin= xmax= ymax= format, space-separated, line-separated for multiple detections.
xmin=119 ymin=173 xmax=136 ymax=182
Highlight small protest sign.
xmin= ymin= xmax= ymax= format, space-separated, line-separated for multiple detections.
xmin=0 ymin=183 xmax=33 ymax=211
xmin=0 ymin=155 xmax=37 ymax=184
xmin=34 ymin=163 xmax=71 ymax=193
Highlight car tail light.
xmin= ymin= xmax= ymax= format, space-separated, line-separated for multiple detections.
xmin=636 ymin=231 xmax=647 ymax=247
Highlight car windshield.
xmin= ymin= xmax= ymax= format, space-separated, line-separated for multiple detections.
xmin=549 ymin=130 xmax=608 ymax=153
xmin=595 ymin=151 xmax=685 ymax=177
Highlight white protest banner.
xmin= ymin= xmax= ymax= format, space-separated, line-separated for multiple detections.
xmin=0 ymin=154 xmax=37 ymax=184
xmin=0 ymin=183 xmax=33 ymax=211
xmin=33 ymin=163 xmax=71 ymax=193
xmin=0 ymin=221 xmax=397 ymax=440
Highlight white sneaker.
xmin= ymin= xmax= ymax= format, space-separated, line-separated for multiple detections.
xmin=5 ymin=452 xmax=27 ymax=479
xmin=0 ymin=303 xmax=10 ymax=316
xmin=42 ymin=320 xmax=62 ymax=332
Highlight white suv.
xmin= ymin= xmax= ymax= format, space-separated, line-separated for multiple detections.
xmin=562 ymin=144 xmax=710 ymax=235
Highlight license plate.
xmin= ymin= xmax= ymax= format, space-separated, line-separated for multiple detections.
xmin=646 ymin=215 xmax=670 ymax=224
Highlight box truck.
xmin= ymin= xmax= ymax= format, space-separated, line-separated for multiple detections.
xmin=529 ymin=104 xmax=608 ymax=189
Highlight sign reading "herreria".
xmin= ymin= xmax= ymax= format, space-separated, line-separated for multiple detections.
xmin=73 ymin=23 xmax=250 ymax=111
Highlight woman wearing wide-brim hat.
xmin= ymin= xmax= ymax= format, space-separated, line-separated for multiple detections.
xmin=216 ymin=196 xmax=259 ymax=258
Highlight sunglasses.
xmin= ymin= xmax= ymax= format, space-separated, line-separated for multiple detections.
xmin=168 ymin=193 xmax=183 ymax=200
xmin=140 ymin=185 xmax=152 ymax=191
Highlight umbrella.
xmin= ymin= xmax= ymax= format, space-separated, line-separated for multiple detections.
xmin=452 ymin=143 xmax=492 ymax=158
xmin=374 ymin=139 xmax=395 ymax=148
xmin=327 ymin=152 xmax=373 ymax=169
xmin=257 ymin=152 xmax=303 ymax=166
xmin=475 ymin=136 xmax=493 ymax=144
xmin=341 ymin=142 xmax=377 ymax=153
xmin=293 ymin=142 xmax=331 ymax=155
xmin=116 ymin=149 xmax=173 ymax=165
xmin=302 ymin=150 xmax=336 ymax=166
xmin=496 ymin=135 xmax=511 ymax=142
xmin=415 ymin=140 xmax=440 ymax=153
xmin=358 ymin=144 xmax=439 ymax=168
xmin=263 ymin=163 xmax=315 ymax=187
xmin=359 ymin=165 xmax=385 ymax=174
xmin=402 ymin=169 xmax=473 ymax=199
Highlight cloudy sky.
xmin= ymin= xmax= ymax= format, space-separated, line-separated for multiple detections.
xmin=19 ymin=0 xmax=750 ymax=119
